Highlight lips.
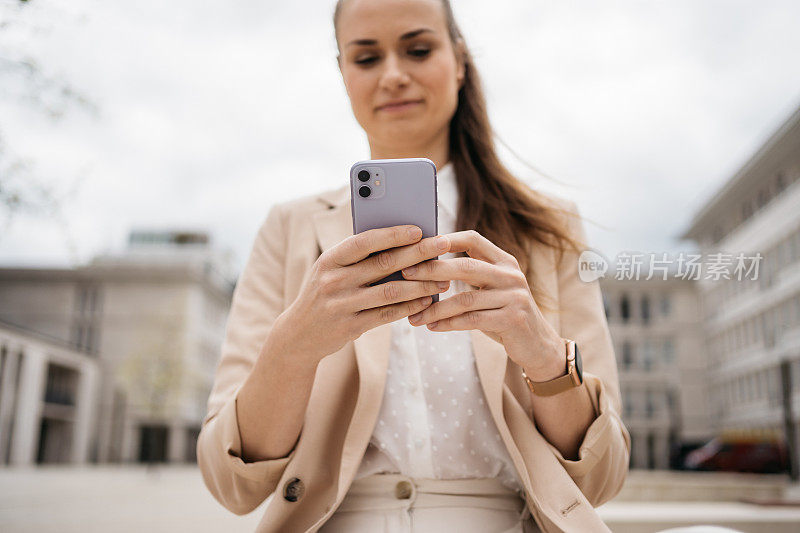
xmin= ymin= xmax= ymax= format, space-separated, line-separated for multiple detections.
xmin=377 ymin=99 xmax=423 ymax=111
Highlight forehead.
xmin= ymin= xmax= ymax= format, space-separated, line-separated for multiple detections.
xmin=337 ymin=0 xmax=448 ymax=40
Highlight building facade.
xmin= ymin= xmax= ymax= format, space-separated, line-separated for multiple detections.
xmin=0 ymin=322 xmax=99 ymax=465
xmin=0 ymin=230 xmax=234 ymax=465
xmin=601 ymin=275 xmax=711 ymax=469
xmin=680 ymin=103 xmax=800 ymax=470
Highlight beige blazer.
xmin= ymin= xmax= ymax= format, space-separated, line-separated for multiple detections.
xmin=197 ymin=183 xmax=631 ymax=533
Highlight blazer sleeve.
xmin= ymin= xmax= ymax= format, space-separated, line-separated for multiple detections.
xmin=196 ymin=202 xmax=298 ymax=515
xmin=544 ymin=199 xmax=632 ymax=507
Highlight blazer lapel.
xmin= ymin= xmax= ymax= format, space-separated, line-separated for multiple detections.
xmin=311 ymin=188 xmax=395 ymax=497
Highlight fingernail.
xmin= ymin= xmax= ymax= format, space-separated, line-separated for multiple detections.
xmin=409 ymin=312 xmax=422 ymax=324
xmin=437 ymin=281 xmax=449 ymax=290
xmin=408 ymin=226 xmax=422 ymax=239
xmin=428 ymin=321 xmax=439 ymax=329
xmin=435 ymin=235 xmax=449 ymax=250
xmin=403 ymin=265 xmax=418 ymax=276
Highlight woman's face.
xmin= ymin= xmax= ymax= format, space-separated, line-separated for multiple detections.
xmin=336 ymin=0 xmax=465 ymax=152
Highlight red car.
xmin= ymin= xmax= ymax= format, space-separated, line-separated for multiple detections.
xmin=683 ymin=437 xmax=789 ymax=474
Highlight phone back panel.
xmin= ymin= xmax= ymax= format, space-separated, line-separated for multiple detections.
xmin=350 ymin=158 xmax=438 ymax=293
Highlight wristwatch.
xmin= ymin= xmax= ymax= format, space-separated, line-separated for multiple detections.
xmin=521 ymin=338 xmax=583 ymax=396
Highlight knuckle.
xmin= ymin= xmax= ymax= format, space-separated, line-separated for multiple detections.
xmin=515 ymin=288 xmax=531 ymax=305
xmin=459 ymin=258 xmax=476 ymax=274
xmin=316 ymin=250 xmax=333 ymax=270
xmin=353 ymin=232 xmax=373 ymax=253
xmin=416 ymin=239 xmax=428 ymax=258
xmin=382 ymin=282 xmax=401 ymax=302
xmin=457 ymin=290 xmax=476 ymax=308
xmin=512 ymin=271 xmax=529 ymax=289
xmin=393 ymin=225 xmax=408 ymax=243
xmin=322 ymin=297 xmax=338 ymax=317
xmin=467 ymin=230 xmax=481 ymax=241
xmin=378 ymin=305 xmax=398 ymax=323
xmin=413 ymin=297 xmax=431 ymax=312
xmin=317 ymin=271 xmax=336 ymax=295
xmin=467 ymin=310 xmax=481 ymax=325
xmin=376 ymin=251 xmax=395 ymax=270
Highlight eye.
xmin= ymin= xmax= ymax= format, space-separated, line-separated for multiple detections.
xmin=409 ymin=47 xmax=430 ymax=58
xmin=355 ymin=56 xmax=378 ymax=65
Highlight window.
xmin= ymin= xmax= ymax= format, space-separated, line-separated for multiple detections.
xmin=663 ymin=338 xmax=674 ymax=365
xmin=621 ymin=294 xmax=630 ymax=323
xmin=643 ymin=340 xmax=654 ymax=370
xmin=645 ymin=390 xmax=655 ymax=416
xmin=622 ymin=389 xmax=632 ymax=418
xmin=660 ymin=294 xmax=671 ymax=316
xmin=139 ymin=425 xmax=170 ymax=463
xmin=641 ymin=295 xmax=650 ymax=324
xmin=622 ymin=341 xmax=633 ymax=369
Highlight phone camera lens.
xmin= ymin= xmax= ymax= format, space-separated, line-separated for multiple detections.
xmin=359 ymin=185 xmax=371 ymax=198
xmin=358 ymin=170 xmax=370 ymax=182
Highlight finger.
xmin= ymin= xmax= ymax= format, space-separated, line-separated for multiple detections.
xmin=401 ymin=257 xmax=507 ymax=288
xmin=356 ymin=295 xmax=435 ymax=331
xmin=326 ymin=225 xmax=423 ymax=268
xmin=355 ymin=280 xmax=450 ymax=311
xmin=425 ymin=308 xmax=508 ymax=332
xmin=407 ymin=289 xmax=505 ymax=326
xmin=444 ymin=230 xmax=515 ymax=265
xmin=356 ymin=234 xmax=451 ymax=286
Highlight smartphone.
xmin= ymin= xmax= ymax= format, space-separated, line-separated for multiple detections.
xmin=350 ymin=157 xmax=440 ymax=302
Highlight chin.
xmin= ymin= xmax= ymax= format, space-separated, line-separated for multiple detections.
xmin=376 ymin=121 xmax=430 ymax=140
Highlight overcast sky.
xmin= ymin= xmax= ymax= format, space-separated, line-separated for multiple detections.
xmin=1 ymin=0 xmax=799 ymax=275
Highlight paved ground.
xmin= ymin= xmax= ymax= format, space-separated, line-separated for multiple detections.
xmin=1 ymin=466 xmax=799 ymax=532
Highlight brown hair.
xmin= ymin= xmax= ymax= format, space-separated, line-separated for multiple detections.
xmin=333 ymin=0 xmax=583 ymax=313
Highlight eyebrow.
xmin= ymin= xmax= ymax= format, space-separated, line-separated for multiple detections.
xmin=345 ymin=28 xmax=434 ymax=48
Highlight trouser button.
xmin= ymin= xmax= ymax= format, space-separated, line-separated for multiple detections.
xmin=395 ymin=480 xmax=413 ymax=499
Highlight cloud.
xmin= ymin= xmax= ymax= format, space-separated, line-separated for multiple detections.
xmin=1 ymin=0 xmax=799 ymax=273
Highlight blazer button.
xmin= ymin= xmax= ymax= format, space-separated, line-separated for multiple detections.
xmin=283 ymin=477 xmax=305 ymax=502
xmin=395 ymin=480 xmax=413 ymax=500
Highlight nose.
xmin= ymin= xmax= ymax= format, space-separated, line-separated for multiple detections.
xmin=378 ymin=52 xmax=410 ymax=91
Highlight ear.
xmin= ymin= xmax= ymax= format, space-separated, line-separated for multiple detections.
xmin=454 ymin=38 xmax=466 ymax=88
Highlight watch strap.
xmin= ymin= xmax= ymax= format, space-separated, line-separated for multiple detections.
xmin=522 ymin=339 xmax=581 ymax=397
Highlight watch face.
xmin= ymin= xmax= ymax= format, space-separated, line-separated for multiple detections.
xmin=574 ymin=344 xmax=583 ymax=383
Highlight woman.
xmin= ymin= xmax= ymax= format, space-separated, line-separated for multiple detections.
xmin=197 ymin=0 xmax=630 ymax=531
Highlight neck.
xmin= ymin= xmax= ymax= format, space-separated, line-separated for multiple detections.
xmin=367 ymin=128 xmax=450 ymax=171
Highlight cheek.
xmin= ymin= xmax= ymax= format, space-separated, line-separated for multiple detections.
xmin=344 ymin=72 xmax=376 ymax=119
xmin=420 ymin=59 xmax=459 ymax=106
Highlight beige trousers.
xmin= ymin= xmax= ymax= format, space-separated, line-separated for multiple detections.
xmin=317 ymin=473 xmax=542 ymax=533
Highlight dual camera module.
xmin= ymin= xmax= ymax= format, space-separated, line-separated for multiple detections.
xmin=354 ymin=167 xmax=386 ymax=199
xmin=357 ymin=169 xmax=372 ymax=197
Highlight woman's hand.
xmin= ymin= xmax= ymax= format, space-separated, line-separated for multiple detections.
xmin=402 ymin=230 xmax=565 ymax=381
xmin=269 ymin=224 xmax=452 ymax=364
